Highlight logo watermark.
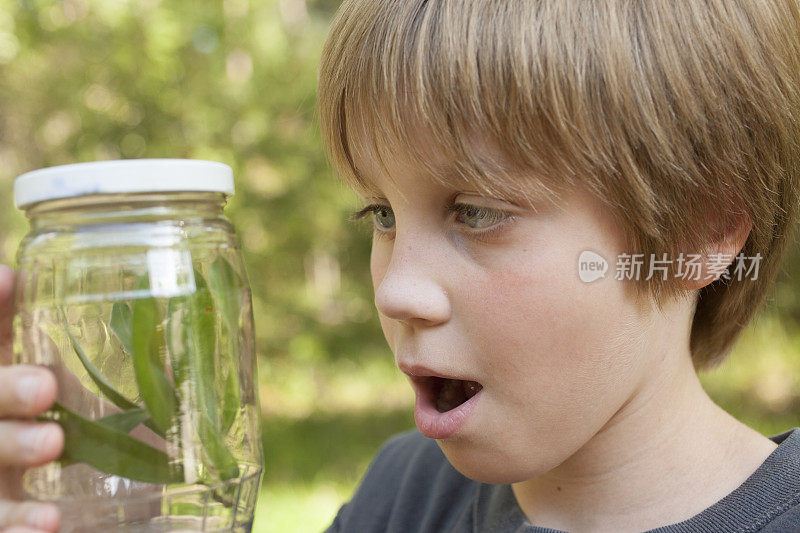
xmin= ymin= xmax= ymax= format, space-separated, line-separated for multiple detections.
xmin=578 ymin=251 xmax=761 ymax=283
xmin=578 ymin=250 xmax=609 ymax=283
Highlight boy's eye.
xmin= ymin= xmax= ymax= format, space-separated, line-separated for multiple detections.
xmin=449 ymin=203 xmax=506 ymax=230
xmin=347 ymin=204 xmax=396 ymax=231
xmin=348 ymin=202 xmax=512 ymax=238
xmin=371 ymin=205 xmax=395 ymax=229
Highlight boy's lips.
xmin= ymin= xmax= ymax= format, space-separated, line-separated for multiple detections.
xmin=397 ymin=361 xmax=476 ymax=382
xmin=399 ymin=362 xmax=484 ymax=439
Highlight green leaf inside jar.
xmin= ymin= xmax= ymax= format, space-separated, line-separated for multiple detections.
xmin=131 ymin=276 xmax=178 ymax=435
xmin=42 ymin=402 xmax=182 ymax=484
xmin=50 ymin=265 xmax=242 ymax=488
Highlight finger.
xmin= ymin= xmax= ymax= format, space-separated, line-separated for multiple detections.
xmin=0 ymin=367 xmax=57 ymax=419
xmin=0 ymin=264 xmax=15 ymax=364
xmin=0 ymin=500 xmax=60 ymax=532
xmin=0 ymin=422 xmax=63 ymax=468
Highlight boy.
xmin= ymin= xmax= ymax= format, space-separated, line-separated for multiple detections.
xmin=315 ymin=0 xmax=800 ymax=531
xmin=0 ymin=1 xmax=798 ymax=532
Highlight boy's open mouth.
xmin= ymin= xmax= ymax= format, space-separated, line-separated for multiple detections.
xmin=418 ymin=376 xmax=483 ymax=413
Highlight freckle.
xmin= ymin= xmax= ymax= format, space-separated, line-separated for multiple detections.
xmin=556 ymin=486 xmax=561 ymax=491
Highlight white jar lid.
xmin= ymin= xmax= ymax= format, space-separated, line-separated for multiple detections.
xmin=14 ymin=159 xmax=235 ymax=209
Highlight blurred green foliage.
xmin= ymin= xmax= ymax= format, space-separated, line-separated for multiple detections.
xmin=0 ymin=1 xmax=798 ymax=532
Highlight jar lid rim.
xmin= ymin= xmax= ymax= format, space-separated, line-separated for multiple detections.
xmin=14 ymin=159 xmax=235 ymax=209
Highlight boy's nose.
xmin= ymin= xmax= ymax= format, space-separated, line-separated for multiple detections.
xmin=372 ymin=238 xmax=452 ymax=327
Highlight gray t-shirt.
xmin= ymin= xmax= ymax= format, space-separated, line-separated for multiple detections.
xmin=325 ymin=427 xmax=800 ymax=532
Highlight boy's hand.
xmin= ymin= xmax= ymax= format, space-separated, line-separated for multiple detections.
xmin=0 ymin=265 xmax=62 ymax=532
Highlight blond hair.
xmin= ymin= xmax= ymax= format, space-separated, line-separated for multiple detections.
xmin=317 ymin=0 xmax=800 ymax=371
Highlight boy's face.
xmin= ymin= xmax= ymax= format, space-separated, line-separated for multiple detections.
xmin=352 ymin=136 xmax=678 ymax=484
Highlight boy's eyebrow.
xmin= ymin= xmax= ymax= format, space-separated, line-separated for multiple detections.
xmin=347 ymin=157 xmax=558 ymax=211
xmin=352 ymin=154 xmax=467 ymax=184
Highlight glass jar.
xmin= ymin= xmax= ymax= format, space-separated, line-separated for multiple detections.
xmin=11 ymin=160 xmax=263 ymax=532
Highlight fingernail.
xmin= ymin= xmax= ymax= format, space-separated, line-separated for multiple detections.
xmin=27 ymin=503 xmax=59 ymax=529
xmin=16 ymin=374 xmax=43 ymax=409
xmin=18 ymin=425 xmax=54 ymax=457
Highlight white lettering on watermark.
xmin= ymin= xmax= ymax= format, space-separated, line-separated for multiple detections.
xmin=578 ymin=251 xmax=762 ymax=283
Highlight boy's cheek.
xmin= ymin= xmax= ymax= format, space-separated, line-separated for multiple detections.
xmin=481 ymin=257 xmax=639 ymax=377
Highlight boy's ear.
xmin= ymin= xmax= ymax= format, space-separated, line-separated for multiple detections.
xmin=678 ymin=210 xmax=753 ymax=290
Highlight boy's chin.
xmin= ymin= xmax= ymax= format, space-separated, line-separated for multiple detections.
xmin=436 ymin=438 xmax=545 ymax=485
